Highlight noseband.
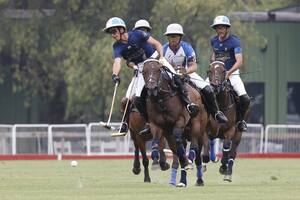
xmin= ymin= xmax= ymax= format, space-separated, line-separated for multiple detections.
xmin=208 ymin=61 xmax=227 ymax=93
xmin=143 ymin=59 xmax=174 ymax=98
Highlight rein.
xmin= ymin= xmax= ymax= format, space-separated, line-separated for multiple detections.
xmin=208 ymin=61 xmax=236 ymax=114
xmin=157 ymin=69 xmax=177 ymax=97
xmin=214 ymin=80 xmax=235 ymax=113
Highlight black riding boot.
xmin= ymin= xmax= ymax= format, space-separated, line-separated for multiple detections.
xmin=237 ymin=94 xmax=251 ymax=132
xmin=134 ymin=97 xmax=151 ymax=137
xmin=174 ymin=76 xmax=199 ymax=117
xmin=119 ymin=98 xmax=131 ymax=133
xmin=201 ymin=86 xmax=228 ymax=124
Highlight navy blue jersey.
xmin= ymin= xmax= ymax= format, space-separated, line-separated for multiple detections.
xmin=113 ymin=30 xmax=155 ymax=64
xmin=210 ymin=35 xmax=242 ymax=70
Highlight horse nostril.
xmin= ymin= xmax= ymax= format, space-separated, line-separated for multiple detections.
xmin=147 ymin=80 xmax=157 ymax=90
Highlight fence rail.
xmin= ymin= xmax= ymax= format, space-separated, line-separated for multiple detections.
xmin=1 ymin=123 xmax=300 ymax=155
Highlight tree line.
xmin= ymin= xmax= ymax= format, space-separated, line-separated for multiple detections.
xmin=0 ymin=0 xmax=296 ymax=123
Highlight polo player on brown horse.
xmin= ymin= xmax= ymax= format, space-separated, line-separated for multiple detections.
xmin=142 ymin=58 xmax=210 ymax=187
xmin=207 ymin=61 xmax=250 ymax=182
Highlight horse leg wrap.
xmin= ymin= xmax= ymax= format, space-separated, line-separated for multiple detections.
xmin=177 ymin=144 xmax=185 ymax=160
xmin=188 ymin=148 xmax=197 ymax=163
xmin=179 ymin=169 xmax=187 ymax=186
xmin=226 ymin=158 xmax=234 ymax=175
xmin=228 ymin=158 xmax=234 ymax=168
xmin=222 ymin=140 xmax=232 ymax=152
xmin=173 ymin=128 xmax=183 ymax=143
xmin=169 ymin=168 xmax=178 ymax=186
xmin=196 ymin=164 xmax=203 ymax=178
xmin=221 ymin=140 xmax=232 ymax=165
xmin=151 ymin=139 xmax=160 ymax=161
xmin=210 ymin=139 xmax=217 ymax=161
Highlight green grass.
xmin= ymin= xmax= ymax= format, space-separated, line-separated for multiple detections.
xmin=0 ymin=159 xmax=299 ymax=200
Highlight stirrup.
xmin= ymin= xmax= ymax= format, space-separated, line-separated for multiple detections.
xmin=214 ymin=111 xmax=228 ymax=124
xmin=237 ymin=120 xmax=247 ymax=132
xmin=119 ymin=122 xmax=128 ymax=133
xmin=138 ymin=124 xmax=152 ymax=138
xmin=187 ymin=103 xmax=199 ymax=117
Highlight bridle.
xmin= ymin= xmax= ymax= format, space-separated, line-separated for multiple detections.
xmin=143 ymin=59 xmax=176 ymax=98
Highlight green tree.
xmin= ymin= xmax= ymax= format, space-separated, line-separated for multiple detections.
xmin=0 ymin=0 xmax=298 ymax=123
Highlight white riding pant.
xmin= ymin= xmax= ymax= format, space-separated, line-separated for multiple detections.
xmin=189 ymin=72 xmax=210 ymax=89
xmin=228 ymin=70 xmax=247 ymax=96
xmin=205 ymin=69 xmax=247 ymax=96
xmin=125 ymin=51 xmax=160 ymax=98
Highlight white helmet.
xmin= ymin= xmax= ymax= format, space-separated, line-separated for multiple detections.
xmin=133 ymin=19 xmax=152 ymax=31
xmin=103 ymin=17 xmax=126 ymax=32
xmin=211 ymin=15 xmax=231 ymax=29
xmin=164 ymin=23 xmax=184 ymax=35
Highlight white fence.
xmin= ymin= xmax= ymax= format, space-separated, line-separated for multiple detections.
xmin=265 ymin=124 xmax=300 ymax=153
xmin=215 ymin=124 xmax=264 ymax=154
xmin=0 ymin=123 xmax=300 ymax=155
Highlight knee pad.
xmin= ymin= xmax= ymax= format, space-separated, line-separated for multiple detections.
xmin=173 ymin=128 xmax=183 ymax=143
xmin=240 ymin=94 xmax=250 ymax=107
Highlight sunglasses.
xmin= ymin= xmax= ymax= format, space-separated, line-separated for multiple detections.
xmin=108 ymin=28 xmax=118 ymax=34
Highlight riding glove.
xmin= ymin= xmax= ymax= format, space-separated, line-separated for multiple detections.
xmin=112 ymin=74 xmax=120 ymax=85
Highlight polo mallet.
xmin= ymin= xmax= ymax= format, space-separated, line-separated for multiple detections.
xmin=99 ymin=83 xmax=118 ymax=131
xmin=111 ymin=74 xmax=137 ymax=137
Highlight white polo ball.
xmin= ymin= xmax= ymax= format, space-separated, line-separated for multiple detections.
xmin=71 ymin=160 xmax=78 ymax=167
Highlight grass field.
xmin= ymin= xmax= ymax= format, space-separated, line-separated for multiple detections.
xmin=0 ymin=158 xmax=299 ymax=200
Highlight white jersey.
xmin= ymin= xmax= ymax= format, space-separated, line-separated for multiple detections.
xmin=163 ymin=41 xmax=209 ymax=89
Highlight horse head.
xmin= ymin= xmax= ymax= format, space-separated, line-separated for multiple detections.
xmin=207 ymin=61 xmax=229 ymax=94
xmin=143 ymin=59 xmax=162 ymax=97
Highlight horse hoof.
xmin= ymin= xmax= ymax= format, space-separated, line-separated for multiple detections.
xmin=195 ymin=178 xmax=204 ymax=186
xmin=160 ymin=162 xmax=170 ymax=171
xmin=132 ymin=167 xmax=141 ymax=175
xmin=219 ymin=165 xmax=227 ymax=175
xmin=144 ymin=177 xmax=151 ymax=183
xmin=176 ymin=182 xmax=186 ymax=187
xmin=223 ymin=175 xmax=232 ymax=182
xmin=202 ymin=155 xmax=210 ymax=163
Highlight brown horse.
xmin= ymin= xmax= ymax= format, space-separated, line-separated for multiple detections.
xmin=207 ymin=61 xmax=244 ymax=182
xmin=142 ymin=59 xmax=208 ymax=187
xmin=121 ymin=98 xmax=170 ymax=183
